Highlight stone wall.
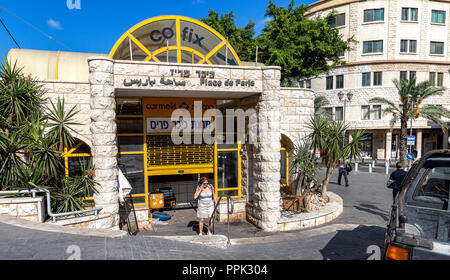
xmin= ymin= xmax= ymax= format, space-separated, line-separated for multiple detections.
xmin=279 ymin=88 xmax=315 ymax=145
xmin=0 ymin=197 xmax=46 ymax=223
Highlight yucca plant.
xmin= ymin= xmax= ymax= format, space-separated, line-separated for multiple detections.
xmin=307 ymin=116 xmax=365 ymax=199
xmin=46 ymin=97 xmax=80 ymax=152
xmin=0 ymin=59 xmax=43 ymax=130
xmin=291 ymin=140 xmax=319 ymax=196
xmin=0 ymin=128 xmax=27 ymax=189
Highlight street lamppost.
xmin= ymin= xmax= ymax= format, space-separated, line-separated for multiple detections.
xmin=337 ymin=91 xmax=353 ymax=146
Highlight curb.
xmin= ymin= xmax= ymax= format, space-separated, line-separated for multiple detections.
xmin=0 ymin=215 xmax=127 ymax=238
xmin=277 ymin=191 xmax=343 ymax=232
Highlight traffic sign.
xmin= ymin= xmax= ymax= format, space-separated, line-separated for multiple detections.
xmin=407 ymin=136 xmax=415 ymax=146
xmin=406 ymin=153 xmax=414 ymax=160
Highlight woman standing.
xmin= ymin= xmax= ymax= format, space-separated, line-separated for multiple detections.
xmin=194 ymin=177 xmax=217 ymax=235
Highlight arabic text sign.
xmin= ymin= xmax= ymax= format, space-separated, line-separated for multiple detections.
xmin=142 ymin=97 xmax=216 ymax=116
xmin=146 ymin=117 xmax=213 ymax=133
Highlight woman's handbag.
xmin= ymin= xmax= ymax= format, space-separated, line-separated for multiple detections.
xmin=386 ymin=180 xmax=396 ymax=189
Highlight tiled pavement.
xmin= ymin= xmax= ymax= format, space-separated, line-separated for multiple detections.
xmin=0 ymin=167 xmax=393 ymax=260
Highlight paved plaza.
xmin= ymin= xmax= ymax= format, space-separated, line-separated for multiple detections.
xmin=0 ymin=167 xmax=394 ymax=260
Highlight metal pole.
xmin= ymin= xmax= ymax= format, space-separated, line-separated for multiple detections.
xmin=225 ymin=37 xmax=228 ymax=66
xmin=129 ymin=38 xmax=133 ymax=61
xmin=227 ymin=197 xmax=230 ymax=246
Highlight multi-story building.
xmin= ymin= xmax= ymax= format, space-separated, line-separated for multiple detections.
xmin=306 ymin=0 xmax=450 ymax=160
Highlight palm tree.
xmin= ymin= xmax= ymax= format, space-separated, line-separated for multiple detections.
xmin=370 ymin=77 xmax=450 ymax=167
xmin=314 ymin=95 xmax=331 ymax=118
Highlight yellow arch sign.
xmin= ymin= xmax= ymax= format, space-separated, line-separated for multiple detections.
xmin=109 ymin=15 xmax=242 ymax=66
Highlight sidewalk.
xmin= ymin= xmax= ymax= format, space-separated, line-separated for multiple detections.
xmin=0 ymin=167 xmax=393 ymax=259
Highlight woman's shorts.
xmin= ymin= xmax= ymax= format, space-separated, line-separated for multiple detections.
xmin=197 ymin=202 xmax=214 ymax=219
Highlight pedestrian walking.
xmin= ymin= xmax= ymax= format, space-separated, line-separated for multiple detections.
xmin=193 ymin=177 xmax=217 ymax=236
xmin=387 ymin=162 xmax=407 ymax=200
xmin=338 ymin=160 xmax=350 ymax=187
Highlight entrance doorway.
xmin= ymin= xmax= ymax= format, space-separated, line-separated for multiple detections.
xmin=116 ymin=97 xmax=242 ymax=211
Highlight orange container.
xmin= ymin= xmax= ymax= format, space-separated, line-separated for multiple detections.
xmin=150 ymin=193 xmax=164 ymax=209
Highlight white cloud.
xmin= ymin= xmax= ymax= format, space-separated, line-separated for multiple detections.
xmin=47 ymin=18 xmax=63 ymax=30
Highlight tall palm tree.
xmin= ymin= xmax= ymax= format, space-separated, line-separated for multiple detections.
xmin=370 ymin=77 xmax=450 ymax=166
xmin=314 ymin=95 xmax=331 ymax=118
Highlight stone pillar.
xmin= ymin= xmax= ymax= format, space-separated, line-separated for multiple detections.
xmin=444 ymin=130 xmax=449 ymax=149
xmin=88 ymin=57 xmax=119 ymax=229
xmin=252 ymin=67 xmax=282 ymax=232
xmin=416 ymin=129 xmax=422 ymax=159
xmin=385 ymin=131 xmax=392 ymax=162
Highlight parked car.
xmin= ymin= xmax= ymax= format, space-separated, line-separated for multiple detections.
xmin=384 ymin=150 xmax=450 ymax=260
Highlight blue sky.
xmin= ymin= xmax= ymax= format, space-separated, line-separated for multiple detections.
xmin=0 ymin=0 xmax=315 ymax=58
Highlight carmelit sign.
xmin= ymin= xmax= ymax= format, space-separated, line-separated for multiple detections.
xmin=142 ymin=97 xmax=216 ymax=116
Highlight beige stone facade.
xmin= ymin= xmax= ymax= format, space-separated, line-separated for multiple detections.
xmin=29 ymin=57 xmax=312 ymax=231
xmin=307 ymin=0 xmax=450 ymax=160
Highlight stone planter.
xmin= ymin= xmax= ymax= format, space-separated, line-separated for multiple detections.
xmin=281 ymin=195 xmax=304 ymax=212
xmin=0 ymin=196 xmax=46 ymax=223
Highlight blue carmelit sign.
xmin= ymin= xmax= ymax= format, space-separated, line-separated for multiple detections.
xmin=407 ymin=136 xmax=415 ymax=145
xmin=406 ymin=153 xmax=414 ymax=160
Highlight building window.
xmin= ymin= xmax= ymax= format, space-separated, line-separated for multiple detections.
xmin=336 ymin=75 xmax=344 ymax=89
xmin=299 ymin=80 xmax=304 ymax=88
xmin=400 ymin=71 xmax=407 ymax=81
xmin=371 ymin=105 xmax=381 ymax=120
xmin=437 ymin=72 xmax=444 ymax=86
xmin=329 ymin=13 xmax=345 ymax=27
xmin=335 ymin=107 xmax=343 ymax=121
xmin=400 ymin=39 xmax=417 ymax=53
xmin=410 ymin=71 xmax=416 ymax=81
xmin=362 ymin=72 xmax=371 ymax=86
xmin=326 ymin=76 xmax=333 ymax=90
xmin=324 ymin=107 xmax=333 ymax=117
xmin=373 ymin=72 xmax=382 ymax=86
xmin=361 ymin=105 xmax=370 ymax=120
xmin=306 ymin=79 xmax=311 ymax=89
xmin=429 ymin=72 xmax=436 ymax=86
xmin=337 ymin=51 xmax=345 ymax=57
xmin=364 ymin=8 xmax=384 ymax=23
xmin=430 ymin=41 xmax=444 ymax=54
xmin=363 ymin=40 xmax=383 ymax=53
xmin=431 ymin=10 xmax=446 ymax=24
xmin=402 ymin=8 xmax=418 ymax=21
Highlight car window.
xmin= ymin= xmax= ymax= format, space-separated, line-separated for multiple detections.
xmin=413 ymin=166 xmax=450 ymax=209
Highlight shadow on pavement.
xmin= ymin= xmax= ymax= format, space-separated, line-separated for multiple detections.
xmin=353 ymin=203 xmax=390 ymax=222
xmin=320 ymin=225 xmax=386 ymax=260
